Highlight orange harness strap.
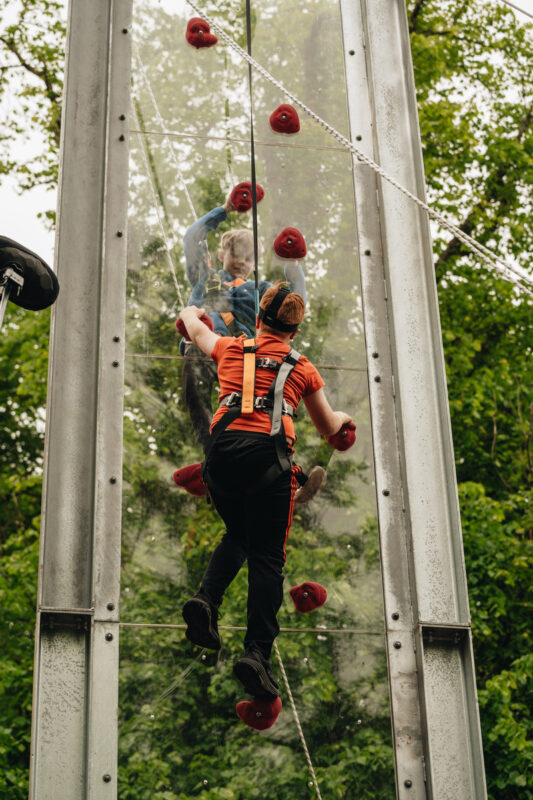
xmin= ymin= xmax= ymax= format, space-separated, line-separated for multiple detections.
xmin=241 ymin=338 xmax=257 ymax=415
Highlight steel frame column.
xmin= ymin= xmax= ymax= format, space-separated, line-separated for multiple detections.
xmin=340 ymin=1 xmax=487 ymax=797
xmin=29 ymin=1 xmax=132 ymax=798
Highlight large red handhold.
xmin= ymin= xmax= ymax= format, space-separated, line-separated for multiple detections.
xmin=236 ymin=696 xmax=282 ymax=730
xmin=289 ymin=582 xmax=327 ymax=613
xmin=176 ymin=313 xmax=214 ymax=341
xmin=186 ymin=18 xmax=218 ymax=49
xmin=270 ymin=104 xmax=300 ymax=134
xmin=230 ymin=181 xmax=265 ymax=213
xmin=326 ymin=420 xmax=356 ymax=452
xmin=172 ymin=463 xmax=206 ymax=497
xmin=273 ymin=227 xmax=307 ymax=260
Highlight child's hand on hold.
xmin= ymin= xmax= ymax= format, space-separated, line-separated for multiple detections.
xmin=223 ymin=196 xmax=236 ymax=214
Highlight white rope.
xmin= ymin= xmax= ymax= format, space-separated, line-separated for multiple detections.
xmin=496 ymin=0 xmax=533 ymax=20
xmin=131 ymin=99 xmax=185 ymax=306
xmin=133 ymin=41 xmax=198 ymax=221
xmin=184 ymin=0 xmax=533 ymax=299
xmin=274 ymin=641 xmax=323 ymax=800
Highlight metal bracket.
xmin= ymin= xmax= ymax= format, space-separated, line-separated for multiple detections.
xmin=40 ymin=610 xmax=91 ymax=634
xmin=420 ymin=623 xmax=470 ymax=646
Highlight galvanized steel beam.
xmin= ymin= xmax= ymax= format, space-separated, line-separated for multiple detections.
xmin=29 ymin=1 xmax=132 ymax=798
xmin=340 ymin=1 xmax=487 ymax=797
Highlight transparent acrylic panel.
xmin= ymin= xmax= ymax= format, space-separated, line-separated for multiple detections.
xmin=121 ymin=0 xmax=394 ymax=796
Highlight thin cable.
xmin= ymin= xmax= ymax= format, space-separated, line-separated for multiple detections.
xmin=129 ymin=127 xmax=348 ymax=154
xmin=126 ymin=351 xmax=369 ymax=371
xmin=245 ymin=0 xmax=261 ymax=319
xmin=496 ymin=0 xmax=533 ymax=20
xmin=184 ymin=0 xmax=533 ymax=298
xmin=274 ymin=641 xmax=323 ymax=800
xmin=131 ymin=101 xmax=185 ymax=305
xmin=119 ymin=622 xmax=384 ymax=635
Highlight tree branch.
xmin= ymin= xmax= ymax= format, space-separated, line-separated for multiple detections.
xmin=434 ymin=103 xmax=533 ymax=278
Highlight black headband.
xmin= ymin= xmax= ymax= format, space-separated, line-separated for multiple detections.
xmin=258 ymin=286 xmax=299 ymax=332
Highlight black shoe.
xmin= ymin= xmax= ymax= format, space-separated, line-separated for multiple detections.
xmin=182 ymin=593 xmax=221 ymax=650
xmin=233 ymin=648 xmax=279 ymax=700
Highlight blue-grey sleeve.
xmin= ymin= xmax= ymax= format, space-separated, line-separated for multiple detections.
xmin=283 ymin=261 xmax=307 ymax=304
xmin=183 ymin=206 xmax=227 ymax=288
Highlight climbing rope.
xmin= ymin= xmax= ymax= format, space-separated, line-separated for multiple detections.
xmin=245 ymin=0 xmax=261 ymax=319
xmin=184 ymin=0 xmax=533 ymax=299
xmin=131 ymin=99 xmax=185 ymax=305
xmin=496 ymin=0 xmax=533 ymax=20
xmin=274 ymin=641 xmax=323 ymax=800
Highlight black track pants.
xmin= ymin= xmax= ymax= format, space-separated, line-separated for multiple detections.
xmin=181 ymin=342 xmax=219 ymax=454
xmin=200 ymin=431 xmax=298 ymax=660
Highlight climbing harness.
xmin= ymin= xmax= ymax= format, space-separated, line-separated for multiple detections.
xmin=184 ymin=0 xmax=533 ymax=299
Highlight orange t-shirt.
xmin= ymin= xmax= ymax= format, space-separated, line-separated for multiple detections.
xmin=210 ymin=334 xmax=325 ymax=442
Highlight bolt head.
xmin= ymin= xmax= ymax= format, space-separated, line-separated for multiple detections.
xmin=404 ymin=779 xmax=413 ymax=788
xmin=103 ymin=773 xmax=112 ymax=783
xmin=364 ymin=249 xmax=371 ymax=256
xmin=393 ymin=641 xmax=401 ymax=649
xmin=110 ymin=476 xmax=117 ymax=484
xmin=392 ymin=612 xmax=399 ymax=620
xmin=107 ymin=603 xmax=115 ymax=611
xmin=105 ymin=633 xmax=113 ymax=642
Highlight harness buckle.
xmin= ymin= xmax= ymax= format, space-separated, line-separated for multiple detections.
xmin=256 ymin=357 xmax=280 ymax=371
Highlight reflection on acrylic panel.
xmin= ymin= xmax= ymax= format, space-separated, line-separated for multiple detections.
xmin=120 ymin=0 xmax=394 ymax=795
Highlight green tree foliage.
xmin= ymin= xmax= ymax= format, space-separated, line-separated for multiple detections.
xmin=0 ymin=1 xmax=531 ymax=798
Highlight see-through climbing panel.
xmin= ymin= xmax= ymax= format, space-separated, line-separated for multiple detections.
xmin=120 ymin=0 xmax=394 ymax=796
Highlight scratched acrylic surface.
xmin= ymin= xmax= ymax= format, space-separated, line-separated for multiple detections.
xmin=118 ymin=1 xmax=394 ymax=796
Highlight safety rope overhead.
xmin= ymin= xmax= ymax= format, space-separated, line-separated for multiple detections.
xmin=184 ymin=0 xmax=533 ymax=299
xmin=245 ymin=0 xmax=261 ymax=320
xmin=274 ymin=641 xmax=323 ymax=800
xmin=496 ymin=0 xmax=533 ymax=20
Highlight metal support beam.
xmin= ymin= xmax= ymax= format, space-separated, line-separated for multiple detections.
xmin=340 ymin=1 xmax=487 ymax=797
xmin=30 ymin=2 xmax=132 ymax=798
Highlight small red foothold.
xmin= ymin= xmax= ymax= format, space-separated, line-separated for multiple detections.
xmin=326 ymin=421 xmax=356 ymax=452
xmin=230 ymin=181 xmax=265 ymax=213
xmin=290 ymin=582 xmax=327 ymax=613
xmin=172 ymin=463 xmax=206 ymax=497
xmin=186 ymin=18 xmax=218 ymax=49
xmin=236 ymin=697 xmax=282 ymax=730
xmin=270 ymin=104 xmax=300 ymax=134
xmin=273 ymin=227 xmax=307 ymax=259
xmin=176 ymin=313 xmax=214 ymax=341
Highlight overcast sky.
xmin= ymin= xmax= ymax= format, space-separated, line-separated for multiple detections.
xmin=1 ymin=0 xmax=532 ymax=269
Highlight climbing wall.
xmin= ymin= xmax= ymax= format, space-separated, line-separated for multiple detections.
xmin=120 ymin=0 xmax=394 ymax=795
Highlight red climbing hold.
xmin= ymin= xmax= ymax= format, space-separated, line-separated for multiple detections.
xmin=186 ymin=18 xmax=218 ymax=49
xmin=290 ymin=582 xmax=327 ymax=613
xmin=326 ymin=420 xmax=356 ymax=452
xmin=269 ymin=104 xmax=300 ymax=134
xmin=230 ymin=181 xmax=265 ymax=213
xmin=236 ymin=696 xmax=282 ymax=730
xmin=176 ymin=313 xmax=214 ymax=341
xmin=172 ymin=463 xmax=206 ymax=497
xmin=273 ymin=227 xmax=307 ymax=260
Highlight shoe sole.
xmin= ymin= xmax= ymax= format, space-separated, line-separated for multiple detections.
xmin=294 ymin=466 xmax=327 ymax=506
xmin=233 ymin=657 xmax=279 ymax=701
xmin=182 ymin=600 xmax=221 ymax=650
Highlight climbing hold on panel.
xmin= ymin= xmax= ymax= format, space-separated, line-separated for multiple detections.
xmin=230 ymin=181 xmax=265 ymax=213
xmin=326 ymin=420 xmax=356 ymax=451
xmin=172 ymin=462 xmax=206 ymax=497
xmin=186 ymin=18 xmax=218 ymax=49
xmin=273 ymin=227 xmax=307 ymax=259
xmin=290 ymin=582 xmax=327 ymax=613
xmin=176 ymin=313 xmax=214 ymax=341
xmin=269 ymin=104 xmax=300 ymax=134
xmin=236 ymin=696 xmax=282 ymax=730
